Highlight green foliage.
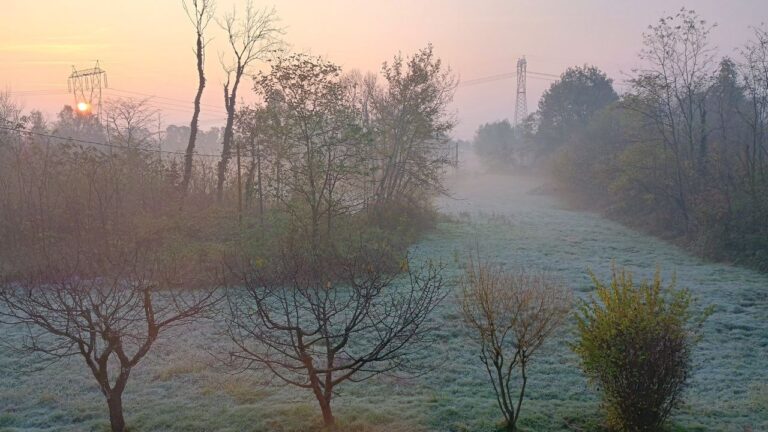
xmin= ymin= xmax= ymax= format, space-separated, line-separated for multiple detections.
xmin=573 ymin=267 xmax=705 ymax=432
xmin=473 ymin=120 xmax=517 ymax=167
xmin=536 ymin=65 xmax=618 ymax=153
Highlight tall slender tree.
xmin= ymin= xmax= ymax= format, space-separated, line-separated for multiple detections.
xmin=216 ymin=1 xmax=280 ymax=201
xmin=181 ymin=0 xmax=215 ymax=194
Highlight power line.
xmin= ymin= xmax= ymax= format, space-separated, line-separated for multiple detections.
xmin=459 ymin=72 xmax=517 ymax=87
xmin=458 ymin=69 xmax=560 ymax=89
xmin=6 ymin=87 xmax=230 ymax=117
xmin=107 ymin=87 xmax=224 ymax=110
xmin=5 ymin=90 xmax=70 ymax=96
xmin=0 ymin=125 xmax=222 ymax=159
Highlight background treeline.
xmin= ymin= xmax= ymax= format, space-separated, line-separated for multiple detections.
xmin=476 ymin=9 xmax=768 ymax=271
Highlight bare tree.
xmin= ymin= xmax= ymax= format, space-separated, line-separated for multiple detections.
xmin=181 ymin=0 xmax=216 ymax=194
xmin=459 ymin=256 xmax=571 ymax=432
xmin=105 ymin=97 xmax=159 ymax=149
xmin=226 ymin=246 xmax=446 ymax=429
xmin=739 ymin=25 xmax=768 ymax=204
xmin=216 ymin=1 xmax=281 ymax=202
xmin=0 ymin=251 xmax=217 ymax=432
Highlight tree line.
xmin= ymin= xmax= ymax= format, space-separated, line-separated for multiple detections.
xmin=475 ymin=9 xmax=768 ymax=271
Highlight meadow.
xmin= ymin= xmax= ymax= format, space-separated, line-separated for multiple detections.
xmin=1 ymin=172 xmax=766 ymax=432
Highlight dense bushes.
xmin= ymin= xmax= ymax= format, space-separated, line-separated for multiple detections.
xmin=573 ymin=267 xmax=706 ymax=432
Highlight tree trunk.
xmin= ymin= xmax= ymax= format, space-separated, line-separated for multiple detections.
xmin=236 ymin=134 xmax=243 ymax=225
xmin=182 ymin=23 xmax=206 ymax=195
xmin=107 ymin=392 xmax=126 ymax=432
xmin=217 ymin=71 xmax=242 ymax=202
xmin=257 ymin=139 xmax=263 ymax=221
xmin=318 ymin=394 xmax=335 ymax=429
xmin=306 ymin=365 xmax=335 ymax=429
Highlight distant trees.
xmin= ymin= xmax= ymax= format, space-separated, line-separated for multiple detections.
xmin=105 ymin=98 xmax=159 ymax=149
xmin=459 ymin=256 xmax=571 ymax=432
xmin=473 ymin=119 xmax=517 ymax=166
xmin=549 ymin=10 xmax=768 ymax=270
xmin=535 ymin=65 xmax=618 ymax=153
xmin=53 ymin=104 xmax=106 ymax=144
xmin=473 ymin=65 xmax=616 ymax=169
xmin=573 ymin=267 xmax=705 ymax=432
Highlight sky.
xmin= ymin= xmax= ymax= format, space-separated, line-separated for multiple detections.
xmin=2 ymin=0 xmax=767 ymax=139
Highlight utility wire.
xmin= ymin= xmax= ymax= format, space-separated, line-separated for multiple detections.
xmin=107 ymin=87 xmax=225 ymax=110
xmin=458 ymin=69 xmax=561 ymax=88
xmin=0 ymin=125 xmax=222 ymax=159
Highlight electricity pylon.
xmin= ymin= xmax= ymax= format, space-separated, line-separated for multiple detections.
xmin=67 ymin=60 xmax=108 ymax=122
xmin=514 ymin=56 xmax=527 ymax=127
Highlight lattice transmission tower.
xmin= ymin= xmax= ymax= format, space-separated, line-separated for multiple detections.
xmin=67 ymin=60 xmax=108 ymax=122
xmin=514 ymin=56 xmax=527 ymax=126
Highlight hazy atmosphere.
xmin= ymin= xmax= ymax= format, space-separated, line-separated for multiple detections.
xmin=1 ymin=1 xmax=767 ymax=432
xmin=3 ymin=0 xmax=765 ymax=138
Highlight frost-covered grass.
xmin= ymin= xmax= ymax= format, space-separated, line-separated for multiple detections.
xmin=1 ymin=172 xmax=767 ymax=431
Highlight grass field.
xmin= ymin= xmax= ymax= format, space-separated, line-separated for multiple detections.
xmin=1 ymin=172 xmax=767 ymax=431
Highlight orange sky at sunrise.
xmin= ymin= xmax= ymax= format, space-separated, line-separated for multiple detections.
xmin=2 ymin=0 xmax=766 ymax=138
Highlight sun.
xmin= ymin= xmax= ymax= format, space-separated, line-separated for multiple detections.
xmin=76 ymin=102 xmax=90 ymax=113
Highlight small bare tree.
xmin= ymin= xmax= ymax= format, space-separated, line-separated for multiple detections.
xmin=459 ymin=256 xmax=571 ymax=432
xmin=105 ymin=97 xmax=159 ymax=149
xmin=216 ymin=1 xmax=281 ymax=201
xmin=0 ymin=249 xmax=218 ymax=432
xmin=181 ymin=0 xmax=216 ymax=194
xmin=226 ymin=246 xmax=446 ymax=429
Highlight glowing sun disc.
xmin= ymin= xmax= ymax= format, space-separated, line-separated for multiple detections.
xmin=77 ymin=102 xmax=90 ymax=112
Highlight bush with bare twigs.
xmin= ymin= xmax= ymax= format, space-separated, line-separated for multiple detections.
xmin=459 ymin=256 xmax=572 ymax=432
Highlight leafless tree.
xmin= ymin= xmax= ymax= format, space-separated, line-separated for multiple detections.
xmin=739 ymin=25 xmax=768 ymax=202
xmin=105 ymin=97 xmax=159 ymax=149
xmin=459 ymin=255 xmax=571 ymax=432
xmin=0 ymin=250 xmax=217 ymax=432
xmin=226 ymin=246 xmax=446 ymax=429
xmin=181 ymin=0 xmax=216 ymax=194
xmin=216 ymin=1 xmax=281 ymax=202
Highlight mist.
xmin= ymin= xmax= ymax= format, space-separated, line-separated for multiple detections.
xmin=1 ymin=2 xmax=767 ymax=432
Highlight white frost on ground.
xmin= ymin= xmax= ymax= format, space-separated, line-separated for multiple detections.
xmin=0 ymin=165 xmax=766 ymax=431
